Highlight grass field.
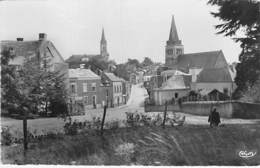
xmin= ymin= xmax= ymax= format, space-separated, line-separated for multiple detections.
xmin=2 ymin=123 xmax=260 ymax=165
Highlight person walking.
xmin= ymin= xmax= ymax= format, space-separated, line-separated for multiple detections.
xmin=208 ymin=106 xmax=221 ymax=127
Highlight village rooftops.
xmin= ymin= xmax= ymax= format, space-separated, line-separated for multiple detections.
xmin=155 ymin=75 xmax=190 ymax=90
xmin=196 ymin=67 xmax=233 ymax=83
xmin=104 ymin=72 xmax=124 ymax=82
xmin=176 ymin=50 xmax=227 ymax=71
xmin=1 ymin=33 xmax=65 ymax=65
xmin=69 ymin=68 xmax=100 ymax=80
xmin=161 ymin=69 xmax=191 ymax=76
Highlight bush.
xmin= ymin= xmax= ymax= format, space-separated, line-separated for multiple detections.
xmin=1 ymin=127 xmax=13 ymax=146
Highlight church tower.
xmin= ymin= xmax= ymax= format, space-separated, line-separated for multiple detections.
xmin=165 ymin=15 xmax=184 ymax=68
xmin=100 ymin=28 xmax=109 ymax=61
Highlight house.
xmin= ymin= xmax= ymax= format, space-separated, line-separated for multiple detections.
xmin=101 ymin=72 xmax=124 ymax=107
xmin=151 ymin=75 xmax=191 ymax=105
xmin=1 ymin=33 xmax=68 ymax=79
xmin=68 ymin=68 xmax=101 ymax=113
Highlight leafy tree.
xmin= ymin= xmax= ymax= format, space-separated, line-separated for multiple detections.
xmin=127 ymin=58 xmax=140 ymax=68
xmin=114 ymin=64 xmax=130 ymax=81
xmin=1 ymin=48 xmax=68 ymax=117
xmin=141 ymin=57 xmax=154 ymax=67
xmin=208 ymin=0 xmax=260 ymax=98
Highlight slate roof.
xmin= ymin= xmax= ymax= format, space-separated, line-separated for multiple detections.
xmin=196 ymin=67 xmax=233 ymax=83
xmin=161 ymin=69 xmax=190 ymax=76
xmin=2 ymin=41 xmax=42 ymax=57
xmin=177 ymin=50 xmax=223 ymax=71
xmin=104 ymin=72 xmax=124 ymax=82
xmin=1 ymin=40 xmax=65 ymax=64
xmin=69 ymin=68 xmax=100 ymax=80
xmin=159 ymin=75 xmax=190 ymax=90
xmin=66 ymin=54 xmax=99 ymax=63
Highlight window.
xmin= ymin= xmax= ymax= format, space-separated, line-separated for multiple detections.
xmin=175 ymin=93 xmax=178 ymax=98
xmin=91 ymin=83 xmax=96 ymax=91
xmin=223 ymin=88 xmax=229 ymax=95
xmin=176 ymin=49 xmax=183 ymax=55
xmin=70 ymin=83 xmax=77 ymax=94
xmin=83 ymin=82 xmax=88 ymax=92
xmin=167 ymin=49 xmax=173 ymax=55
xmin=114 ymin=85 xmax=116 ymax=93
xmin=84 ymin=96 xmax=88 ymax=104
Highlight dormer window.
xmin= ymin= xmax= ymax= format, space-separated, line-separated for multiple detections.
xmin=9 ymin=47 xmax=15 ymax=56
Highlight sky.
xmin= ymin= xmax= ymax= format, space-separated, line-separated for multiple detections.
xmin=0 ymin=0 xmax=241 ymax=64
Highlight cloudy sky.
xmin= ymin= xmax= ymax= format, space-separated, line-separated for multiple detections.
xmin=0 ymin=0 xmax=240 ymax=64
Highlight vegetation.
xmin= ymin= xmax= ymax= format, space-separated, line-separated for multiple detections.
xmin=2 ymin=124 xmax=260 ymax=165
xmin=207 ymin=0 xmax=260 ymax=102
xmin=1 ymin=47 xmax=68 ymax=118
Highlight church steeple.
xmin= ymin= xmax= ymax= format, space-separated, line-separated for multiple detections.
xmin=167 ymin=15 xmax=181 ymax=45
xmin=100 ymin=28 xmax=109 ymax=61
xmin=101 ymin=28 xmax=107 ymax=44
xmin=165 ymin=15 xmax=184 ymax=68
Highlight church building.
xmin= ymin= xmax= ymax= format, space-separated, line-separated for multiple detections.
xmin=66 ymin=28 xmax=110 ymax=70
xmin=150 ymin=16 xmax=236 ymax=105
xmin=164 ymin=15 xmax=236 ymax=96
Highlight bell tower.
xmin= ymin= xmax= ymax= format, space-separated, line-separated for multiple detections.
xmin=100 ymin=28 xmax=109 ymax=61
xmin=165 ymin=15 xmax=184 ymax=68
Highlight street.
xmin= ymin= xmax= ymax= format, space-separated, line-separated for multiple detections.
xmin=1 ymin=84 xmax=259 ymax=138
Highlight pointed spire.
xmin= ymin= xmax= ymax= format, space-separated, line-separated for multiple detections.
xmin=101 ymin=28 xmax=106 ymax=43
xmin=167 ymin=15 xmax=181 ymax=44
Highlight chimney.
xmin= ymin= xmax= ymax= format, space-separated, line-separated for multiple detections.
xmin=17 ymin=38 xmax=23 ymax=41
xmin=39 ymin=33 xmax=47 ymax=41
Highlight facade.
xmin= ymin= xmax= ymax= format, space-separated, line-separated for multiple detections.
xmin=68 ymin=68 xmax=102 ymax=113
xmin=152 ymin=75 xmax=191 ymax=105
xmin=101 ymin=72 xmax=124 ymax=107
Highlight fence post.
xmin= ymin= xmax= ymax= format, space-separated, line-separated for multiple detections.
xmin=162 ymin=101 xmax=168 ymax=129
xmin=100 ymin=105 xmax=107 ymax=136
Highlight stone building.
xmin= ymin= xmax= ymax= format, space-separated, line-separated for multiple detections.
xmin=163 ymin=15 xmax=236 ymax=96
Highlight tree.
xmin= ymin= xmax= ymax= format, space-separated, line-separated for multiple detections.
xmin=208 ymin=0 xmax=260 ymax=99
xmin=1 ymin=47 xmax=68 ymax=117
xmin=141 ymin=57 xmax=154 ymax=67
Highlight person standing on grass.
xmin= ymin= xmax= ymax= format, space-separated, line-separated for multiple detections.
xmin=208 ymin=106 xmax=221 ymax=127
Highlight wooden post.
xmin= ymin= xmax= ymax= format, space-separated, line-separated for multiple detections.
xmin=23 ymin=109 xmax=28 ymax=151
xmin=100 ymin=105 xmax=107 ymax=136
xmin=162 ymin=101 xmax=168 ymax=129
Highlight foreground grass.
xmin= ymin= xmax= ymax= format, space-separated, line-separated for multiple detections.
xmin=2 ymin=124 xmax=260 ymax=165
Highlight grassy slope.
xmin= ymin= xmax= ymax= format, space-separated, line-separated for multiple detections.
xmin=2 ymin=124 xmax=260 ymax=165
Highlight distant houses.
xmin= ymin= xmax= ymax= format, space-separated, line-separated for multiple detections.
xmin=66 ymin=29 xmax=132 ymax=112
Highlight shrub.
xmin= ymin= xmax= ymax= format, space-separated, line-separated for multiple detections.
xmin=1 ymin=126 xmax=13 ymax=146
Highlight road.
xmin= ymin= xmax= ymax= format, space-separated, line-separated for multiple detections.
xmin=1 ymin=83 xmax=259 ymax=138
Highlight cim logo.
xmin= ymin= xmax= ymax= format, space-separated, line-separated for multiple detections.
xmin=238 ymin=150 xmax=257 ymax=159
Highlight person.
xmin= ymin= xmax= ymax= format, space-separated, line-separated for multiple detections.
xmin=208 ymin=106 xmax=221 ymax=127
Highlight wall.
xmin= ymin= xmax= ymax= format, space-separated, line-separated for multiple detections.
xmin=145 ymin=101 xmax=260 ymax=119
xmin=195 ymin=82 xmax=234 ymax=96
xmin=152 ymin=89 xmax=189 ymax=105
xmin=180 ymin=101 xmax=233 ymax=118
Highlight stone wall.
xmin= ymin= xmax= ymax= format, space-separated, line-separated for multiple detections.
xmin=145 ymin=101 xmax=260 ymax=119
